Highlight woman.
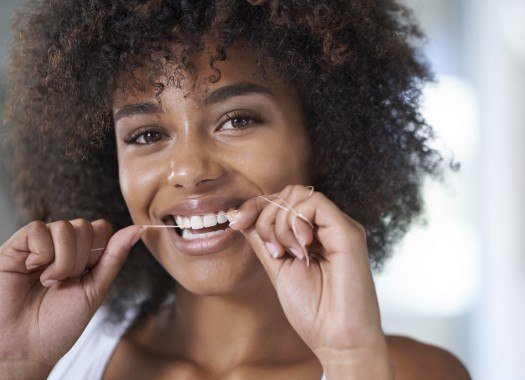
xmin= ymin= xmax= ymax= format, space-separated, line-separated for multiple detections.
xmin=1 ymin=0 xmax=470 ymax=378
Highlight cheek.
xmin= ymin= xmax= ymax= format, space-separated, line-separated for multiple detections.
xmin=118 ymin=155 xmax=165 ymax=224
xmin=235 ymin=129 xmax=312 ymax=192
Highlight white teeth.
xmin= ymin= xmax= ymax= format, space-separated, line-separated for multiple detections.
xmin=203 ymin=213 xmax=217 ymax=228
xmin=172 ymin=208 xmax=238 ymax=230
xmin=181 ymin=227 xmax=228 ymax=240
xmin=190 ymin=215 xmax=204 ymax=229
xmin=217 ymin=211 xmax=227 ymax=224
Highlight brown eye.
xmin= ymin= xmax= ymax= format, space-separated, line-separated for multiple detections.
xmin=219 ymin=111 xmax=263 ymax=131
xmin=223 ymin=117 xmax=252 ymax=130
xmin=124 ymin=128 xmax=167 ymax=145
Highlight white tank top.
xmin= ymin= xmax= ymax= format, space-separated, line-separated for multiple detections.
xmin=48 ymin=306 xmax=327 ymax=379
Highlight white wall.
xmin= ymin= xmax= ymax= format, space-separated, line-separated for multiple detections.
xmin=466 ymin=0 xmax=525 ymax=378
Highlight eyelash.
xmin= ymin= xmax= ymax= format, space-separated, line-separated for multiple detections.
xmin=123 ymin=111 xmax=263 ymax=146
xmin=123 ymin=126 xmax=166 ymax=145
xmin=221 ymin=110 xmax=262 ymax=131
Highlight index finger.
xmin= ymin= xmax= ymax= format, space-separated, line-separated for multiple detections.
xmin=228 ymin=196 xmax=269 ymax=231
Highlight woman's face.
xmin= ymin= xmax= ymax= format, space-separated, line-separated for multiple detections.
xmin=113 ymin=42 xmax=313 ymax=295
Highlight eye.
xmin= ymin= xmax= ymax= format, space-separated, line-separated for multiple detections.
xmin=124 ymin=127 xmax=168 ymax=145
xmin=219 ymin=111 xmax=263 ymax=131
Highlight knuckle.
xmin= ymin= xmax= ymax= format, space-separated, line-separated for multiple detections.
xmin=286 ymin=185 xmax=300 ymax=197
xmin=73 ymin=218 xmax=91 ymax=230
xmin=283 ymin=184 xmax=294 ymax=194
xmin=27 ymin=220 xmax=47 ymax=231
xmin=27 ymin=220 xmax=47 ymax=229
xmin=79 ymin=220 xmax=94 ymax=240
xmin=311 ymin=191 xmax=325 ymax=202
xmin=93 ymin=219 xmax=113 ymax=236
xmin=52 ymin=220 xmax=75 ymax=234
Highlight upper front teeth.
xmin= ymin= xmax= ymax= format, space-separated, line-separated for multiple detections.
xmin=175 ymin=209 xmax=234 ymax=230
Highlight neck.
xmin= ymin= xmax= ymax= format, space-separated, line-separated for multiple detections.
xmin=134 ymin=275 xmax=316 ymax=373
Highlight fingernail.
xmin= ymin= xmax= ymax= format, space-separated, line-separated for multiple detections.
xmin=130 ymin=227 xmax=145 ymax=246
xmin=26 ymin=264 xmax=40 ymax=270
xmin=264 ymin=242 xmax=280 ymax=258
xmin=289 ymin=247 xmax=304 ymax=260
xmin=291 ymin=216 xmax=308 ymax=246
xmin=42 ymin=279 xmax=60 ymax=287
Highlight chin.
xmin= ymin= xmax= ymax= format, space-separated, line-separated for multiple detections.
xmin=170 ymin=254 xmax=267 ymax=296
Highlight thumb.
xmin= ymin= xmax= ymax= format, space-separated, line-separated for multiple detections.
xmin=83 ymin=225 xmax=143 ymax=306
xmin=239 ymin=226 xmax=282 ymax=288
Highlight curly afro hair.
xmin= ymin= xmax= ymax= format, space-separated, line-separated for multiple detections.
xmin=3 ymin=0 xmax=458 ymax=324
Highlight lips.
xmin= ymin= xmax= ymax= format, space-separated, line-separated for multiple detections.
xmin=158 ymin=195 xmax=248 ymax=256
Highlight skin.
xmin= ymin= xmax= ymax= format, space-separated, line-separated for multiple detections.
xmin=0 ymin=39 xmax=470 ymax=379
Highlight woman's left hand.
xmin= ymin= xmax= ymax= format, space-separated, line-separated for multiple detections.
xmin=229 ymin=185 xmax=393 ymax=377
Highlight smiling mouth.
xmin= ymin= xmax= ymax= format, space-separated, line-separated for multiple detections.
xmin=161 ymin=208 xmax=236 ymax=240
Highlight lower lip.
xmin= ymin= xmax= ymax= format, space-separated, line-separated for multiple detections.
xmin=167 ymin=226 xmax=241 ymax=256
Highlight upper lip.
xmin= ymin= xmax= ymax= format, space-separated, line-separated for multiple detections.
xmin=158 ymin=195 xmax=247 ymax=221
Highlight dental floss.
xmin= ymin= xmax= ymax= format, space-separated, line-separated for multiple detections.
xmin=89 ymin=185 xmax=317 ymax=266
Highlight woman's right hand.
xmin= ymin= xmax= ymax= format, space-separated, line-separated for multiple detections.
xmin=0 ymin=219 xmax=142 ymax=378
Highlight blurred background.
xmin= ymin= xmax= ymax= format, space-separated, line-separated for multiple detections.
xmin=0 ymin=0 xmax=523 ymax=378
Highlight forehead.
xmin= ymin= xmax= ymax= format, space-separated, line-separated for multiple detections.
xmin=113 ymin=41 xmax=290 ymax=108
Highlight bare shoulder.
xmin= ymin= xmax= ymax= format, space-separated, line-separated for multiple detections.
xmin=385 ymin=335 xmax=471 ymax=380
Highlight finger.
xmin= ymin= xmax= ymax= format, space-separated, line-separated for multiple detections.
xmin=228 ymin=196 xmax=268 ymax=231
xmin=292 ymin=215 xmax=314 ymax=247
xmin=273 ymin=186 xmax=314 ymax=260
xmin=87 ymin=220 xmax=113 ymax=269
xmin=82 ymin=225 xmax=142 ymax=309
xmin=0 ymin=221 xmax=53 ymax=273
xmin=69 ymin=219 xmax=93 ymax=277
xmin=286 ymin=191 xmax=367 ymax=262
xmin=239 ymin=227 xmax=282 ymax=287
xmin=39 ymin=221 xmax=76 ymax=286
xmin=253 ymin=187 xmax=295 ymax=259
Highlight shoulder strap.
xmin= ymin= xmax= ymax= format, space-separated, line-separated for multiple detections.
xmin=47 ymin=306 xmax=133 ymax=380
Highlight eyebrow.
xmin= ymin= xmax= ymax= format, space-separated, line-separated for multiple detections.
xmin=202 ymin=82 xmax=276 ymax=107
xmin=113 ymin=82 xmax=276 ymax=123
xmin=113 ymin=102 xmax=162 ymax=123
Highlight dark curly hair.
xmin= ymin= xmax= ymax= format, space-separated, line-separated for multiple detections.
xmin=3 ymin=0 xmax=458 ymax=325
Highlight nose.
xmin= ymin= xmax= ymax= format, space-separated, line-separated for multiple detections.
xmin=166 ymin=135 xmax=224 ymax=191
